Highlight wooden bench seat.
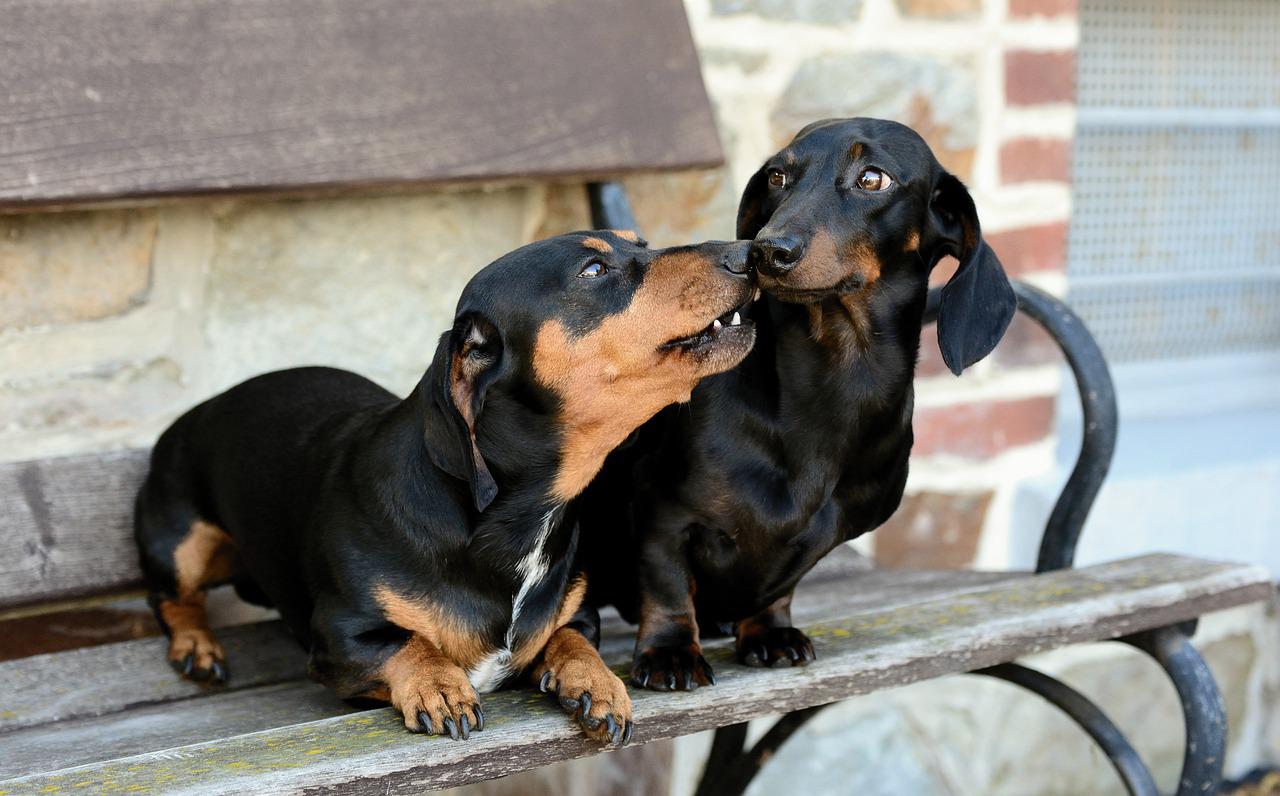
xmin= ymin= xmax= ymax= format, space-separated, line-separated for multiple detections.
xmin=0 ymin=550 xmax=1268 ymax=794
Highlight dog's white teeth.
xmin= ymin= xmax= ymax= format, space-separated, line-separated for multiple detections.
xmin=712 ymin=318 xmax=723 ymax=332
xmin=730 ymin=311 xmax=742 ymax=326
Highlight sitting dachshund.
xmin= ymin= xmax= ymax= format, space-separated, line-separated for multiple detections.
xmin=577 ymin=118 xmax=1016 ymax=689
xmin=133 ymin=231 xmax=756 ymax=741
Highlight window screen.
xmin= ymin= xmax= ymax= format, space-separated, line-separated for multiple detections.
xmin=1067 ymin=0 xmax=1280 ymax=363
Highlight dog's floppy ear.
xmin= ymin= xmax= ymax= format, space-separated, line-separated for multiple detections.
xmin=926 ymin=172 xmax=1016 ymax=376
xmin=429 ymin=311 xmax=502 ymax=512
xmin=736 ymin=164 xmax=773 ymax=240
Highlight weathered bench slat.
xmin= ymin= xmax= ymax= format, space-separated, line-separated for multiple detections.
xmin=0 ymin=0 xmax=721 ymax=208
xmin=0 ymin=681 xmax=359 ymax=781
xmin=0 ymin=554 xmax=1268 ymax=795
xmin=0 ymin=449 xmax=149 ymax=608
xmin=0 ymin=620 xmax=305 ymax=733
xmin=0 ymin=547 xmax=1005 ymax=733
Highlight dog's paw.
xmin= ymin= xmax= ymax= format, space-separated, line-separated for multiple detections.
xmin=536 ymin=656 xmax=633 ymax=746
xmin=534 ymin=629 xmax=632 ymax=745
xmin=393 ymin=666 xmax=484 ymax=740
xmin=735 ymin=625 xmax=815 ymax=668
xmin=631 ymin=643 xmax=715 ymax=691
xmin=168 ymin=628 xmax=228 ymax=684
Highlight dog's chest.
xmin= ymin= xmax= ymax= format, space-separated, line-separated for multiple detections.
xmin=465 ymin=506 xmax=566 ymax=693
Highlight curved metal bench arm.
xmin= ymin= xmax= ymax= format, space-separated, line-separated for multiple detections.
xmin=922 ymin=282 xmax=1119 ymax=573
xmin=587 ymin=181 xmax=1223 ymax=796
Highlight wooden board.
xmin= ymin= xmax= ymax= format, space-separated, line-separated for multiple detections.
xmin=0 ymin=620 xmax=305 ymax=733
xmin=0 ymin=554 xmax=1269 ymax=793
xmin=0 ymin=548 xmax=995 ymax=733
xmin=0 ymin=449 xmax=150 ymax=607
xmin=0 ymin=0 xmax=722 ymax=209
xmin=0 ymin=445 xmax=859 ymax=610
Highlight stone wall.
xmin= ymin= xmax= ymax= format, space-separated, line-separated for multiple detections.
xmin=2 ymin=0 xmax=1274 ymax=793
xmin=0 ymin=0 xmax=1077 ymax=571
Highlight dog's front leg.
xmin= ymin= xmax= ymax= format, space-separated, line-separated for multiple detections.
xmin=734 ymin=591 xmax=815 ymax=667
xmin=308 ymin=605 xmax=484 ymax=740
xmin=380 ymin=634 xmax=485 ymax=739
xmin=630 ymin=525 xmax=715 ymax=691
xmin=530 ymin=604 xmax=632 ymax=745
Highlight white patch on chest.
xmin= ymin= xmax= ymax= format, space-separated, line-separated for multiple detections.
xmin=466 ymin=506 xmax=562 ymax=693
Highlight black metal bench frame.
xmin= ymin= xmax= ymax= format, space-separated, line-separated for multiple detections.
xmin=586 ymin=181 xmax=1224 ymax=796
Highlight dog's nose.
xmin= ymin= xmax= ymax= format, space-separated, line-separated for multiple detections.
xmin=719 ymin=240 xmax=754 ymax=276
xmin=750 ymin=236 xmax=804 ymax=277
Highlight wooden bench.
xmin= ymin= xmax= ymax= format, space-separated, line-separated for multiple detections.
xmin=0 ymin=2 xmax=1273 ymax=795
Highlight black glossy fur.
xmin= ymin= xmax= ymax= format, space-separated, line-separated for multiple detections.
xmin=134 ymin=231 xmax=755 ymax=740
xmin=577 ymin=118 xmax=1016 ymax=689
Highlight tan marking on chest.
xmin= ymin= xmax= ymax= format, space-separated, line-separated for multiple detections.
xmin=510 ymin=573 xmax=588 ymax=669
xmin=805 ymin=294 xmax=875 ymax=360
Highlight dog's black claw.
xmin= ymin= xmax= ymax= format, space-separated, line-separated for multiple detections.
xmin=707 ymin=667 xmax=717 ymax=685
xmin=539 ymin=671 xmax=553 ymax=692
xmin=459 ymin=714 xmax=471 ymax=740
xmin=579 ymin=692 xmax=592 ymax=721
xmin=473 ymin=704 xmax=485 ymax=731
xmin=604 ymin=714 xmax=619 ymax=744
xmin=633 ymin=645 xmax=715 ymax=690
xmin=180 ymin=653 xmax=195 ymax=677
xmin=443 ymin=716 xmax=458 ymax=741
xmin=738 ymin=626 xmax=815 ymax=668
xmin=418 ymin=711 xmax=434 ymax=735
xmin=210 ymin=660 xmax=228 ymax=683
xmin=559 ymin=694 xmax=580 ymax=713
xmin=622 ymin=720 xmax=635 ymax=745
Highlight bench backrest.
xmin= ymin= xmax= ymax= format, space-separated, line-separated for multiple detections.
xmin=0 ymin=0 xmax=719 ymax=608
xmin=0 ymin=0 xmax=721 ymax=209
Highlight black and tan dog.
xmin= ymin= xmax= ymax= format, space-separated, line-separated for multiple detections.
xmin=577 ymin=118 xmax=1016 ymax=689
xmin=133 ymin=231 xmax=756 ymax=741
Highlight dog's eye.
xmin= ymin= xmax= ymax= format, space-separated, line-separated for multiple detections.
xmin=856 ymin=168 xmax=893 ymax=192
xmin=578 ymin=261 xmax=606 ymax=278
xmin=767 ymin=168 xmax=788 ymax=189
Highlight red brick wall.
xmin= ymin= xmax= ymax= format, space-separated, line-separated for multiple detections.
xmin=871 ymin=2 xmax=1077 ymax=569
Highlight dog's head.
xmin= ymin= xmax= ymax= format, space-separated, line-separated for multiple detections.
xmin=430 ymin=230 xmax=756 ymax=510
xmin=738 ymin=117 xmax=1015 ymax=375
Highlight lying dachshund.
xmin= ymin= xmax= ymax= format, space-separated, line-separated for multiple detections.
xmin=577 ymin=118 xmax=1016 ymax=689
xmin=134 ymin=231 xmax=756 ymax=741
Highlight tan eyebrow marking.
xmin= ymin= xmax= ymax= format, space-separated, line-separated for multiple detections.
xmin=582 ymin=237 xmax=612 ymax=253
xmin=851 ymin=142 xmax=865 ymax=159
xmin=609 ymin=229 xmax=639 ymax=242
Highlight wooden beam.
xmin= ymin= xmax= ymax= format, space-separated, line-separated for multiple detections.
xmin=0 ymin=554 xmax=1269 ymax=793
xmin=0 ymin=549 xmax=996 ymax=733
xmin=0 ymin=0 xmax=722 ymax=208
xmin=0 ymin=449 xmax=149 ymax=607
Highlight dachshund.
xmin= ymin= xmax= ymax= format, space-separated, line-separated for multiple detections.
xmin=576 ymin=118 xmax=1015 ymax=690
xmin=133 ymin=231 xmax=756 ymax=739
